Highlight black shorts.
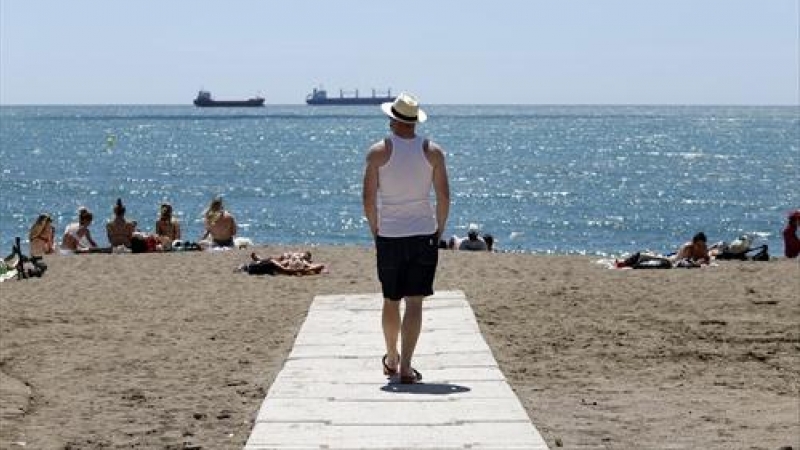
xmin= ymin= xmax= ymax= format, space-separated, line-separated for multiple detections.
xmin=213 ymin=237 xmax=234 ymax=247
xmin=375 ymin=233 xmax=439 ymax=301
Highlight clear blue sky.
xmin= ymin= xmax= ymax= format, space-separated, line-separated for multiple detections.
xmin=1 ymin=0 xmax=797 ymax=105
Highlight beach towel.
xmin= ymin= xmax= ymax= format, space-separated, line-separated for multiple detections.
xmin=0 ymin=259 xmax=17 ymax=282
xmin=633 ymin=258 xmax=673 ymax=269
xmin=234 ymin=237 xmax=253 ymax=249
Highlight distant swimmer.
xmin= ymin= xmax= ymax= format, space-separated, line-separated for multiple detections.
xmin=105 ymin=134 xmax=116 ymax=153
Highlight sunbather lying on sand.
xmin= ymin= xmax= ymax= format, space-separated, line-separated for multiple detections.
xmin=614 ymin=232 xmax=712 ymax=269
xmin=239 ymin=251 xmax=327 ymax=276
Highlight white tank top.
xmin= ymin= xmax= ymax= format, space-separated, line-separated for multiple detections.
xmin=377 ymin=135 xmax=436 ymax=237
xmin=64 ymin=223 xmax=92 ymax=248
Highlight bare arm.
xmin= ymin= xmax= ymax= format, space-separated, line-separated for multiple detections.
xmin=362 ymin=141 xmax=385 ymax=239
xmin=46 ymin=226 xmax=56 ymax=253
xmin=85 ymin=229 xmax=98 ymax=248
xmin=200 ymin=218 xmax=211 ymax=241
xmin=427 ymin=142 xmax=450 ymax=241
xmin=229 ymin=214 xmax=237 ymax=237
xmin=62 ymin=230 xmax=77 ymax=250
xmin=106 ymin=222 xmax=114 ymax=245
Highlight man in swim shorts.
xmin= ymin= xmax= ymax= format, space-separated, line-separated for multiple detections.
xmin=362 ymin=92 xmax=450 ymax=384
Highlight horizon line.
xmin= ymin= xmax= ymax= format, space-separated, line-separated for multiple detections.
xmin=0 ymin=102 xmax=797 ymax=107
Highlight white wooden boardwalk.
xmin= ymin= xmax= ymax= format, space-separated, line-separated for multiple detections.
xmin=245 ymin=290 xmax=549 ymax=450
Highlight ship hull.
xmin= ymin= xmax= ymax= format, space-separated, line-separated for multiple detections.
xmin=306 ymin=97 xmax=392 ymax=106
xmin=194 ymin=98 xmax=264 ymax=107
xmin=306 ymin=97 xmax=394 ymax=106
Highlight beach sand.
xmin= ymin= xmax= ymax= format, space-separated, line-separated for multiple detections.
xmin=1 ymin=246 xmax=797 ymax=449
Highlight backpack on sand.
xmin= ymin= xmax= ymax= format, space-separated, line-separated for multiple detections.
xmin=716 ymin=235 xmax=752 ymax=260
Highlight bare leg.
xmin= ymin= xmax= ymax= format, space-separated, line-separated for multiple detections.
xmin=382 ymin=299 xmax=401 ymax=369
xmin=400 ymin=296 xmax=423 ymax=377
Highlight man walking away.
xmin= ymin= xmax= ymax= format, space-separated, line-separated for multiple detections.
xmin=362 ymin=92 xmax=450 ymax=384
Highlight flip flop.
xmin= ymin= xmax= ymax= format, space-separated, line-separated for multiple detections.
xmin=382 ymin=354 xmax=398 ymax=376
xmin=399 ymin=368 xmax=422 ymax=384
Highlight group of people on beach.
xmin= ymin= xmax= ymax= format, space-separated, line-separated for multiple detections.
xmin=13 ymin=91 xmax=800 ymax=390
xmin=443 ymin=223 xmax=494 ymax=251
xmin=27 ymin=196 xmax=239 ymax=256
xmin=615 ymin=210 xmax=800 ymax=269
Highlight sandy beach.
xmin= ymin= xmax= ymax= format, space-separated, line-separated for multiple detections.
xmin=1 ymin=246 xmax=797 ymax=450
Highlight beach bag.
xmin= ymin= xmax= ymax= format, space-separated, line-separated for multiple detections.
xmin=728 ymin=235 xmax=751 ymax=254
xmin=131 ymin=235 xmax=160 ymax=253
xmin=6 ymin=237 xmax=46 ymax=279
xmin=131 ymin=235 xmax=148 ymax=253
xmin=145 ymin=236 xmax=159 ymax=252
xmin=29 ymin=257 xmax=47 ymax=275
xmin=717 ymin=235 xmax=751 ymax=260
xmin=749 ymin=245 xmax=769 ymax=261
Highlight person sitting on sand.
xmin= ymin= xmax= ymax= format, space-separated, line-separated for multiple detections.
xmin=61 ymin=207 xmax=99 ymax=253
xmin=106 ymin=198 xmax=137 ymax=248
xmin=242 ymin=251 xmax=326 ymax=276
xmin=200 ymin=197 xmax=237 ymax=248
xmin=459 ymin=226 xmax=488 ymax=251
xmin=483 ymin=233 xmax=495 ymax=252
xmin=29 ymin=213 xmax=56 ymax=258
xmin=783 ymin=209 xmax=800 ymax=258
xmin=672 ymin=232 xmax=710 ymax=265
xmin=449 ymin=224 xmax=491 ymax=251
xmin=154 ymin=202 xmax=181 ymax=248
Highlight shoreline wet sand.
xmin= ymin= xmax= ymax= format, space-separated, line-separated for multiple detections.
xmin=1 ymin=246 xmax=797 ymax=449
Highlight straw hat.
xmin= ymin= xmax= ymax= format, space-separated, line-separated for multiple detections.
xmin=381 ymin=92 xmax=427 ymax=124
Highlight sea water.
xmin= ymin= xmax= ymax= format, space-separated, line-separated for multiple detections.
xmin=0 ymin=105 xmax=797 ymax=256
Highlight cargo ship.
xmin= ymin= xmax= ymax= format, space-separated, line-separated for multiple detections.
xmin=305 ymin=87 xmax=393 ymax=105
xmin=193 ymin=90 xmax=264 ymax=107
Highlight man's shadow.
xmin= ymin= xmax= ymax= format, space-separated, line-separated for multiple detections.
xmin=381 ymin=382 xmax=471 ymax=395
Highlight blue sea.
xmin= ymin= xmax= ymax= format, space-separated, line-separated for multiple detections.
xmin=0 ymin=105 xmax=797 ymax=256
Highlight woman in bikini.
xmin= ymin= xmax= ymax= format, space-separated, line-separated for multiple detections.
xmin=61 ymin=207 xmax=99 ymax=253
xmin=154 ymin=202 xmax=181 ymax=248
xmin=106 ymin=198 xmax=137 ymax=249
xmin=200 ymin=197 xmax=237 ymax=248
xmin=29 ymin=213 xmax=56 ymax=257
